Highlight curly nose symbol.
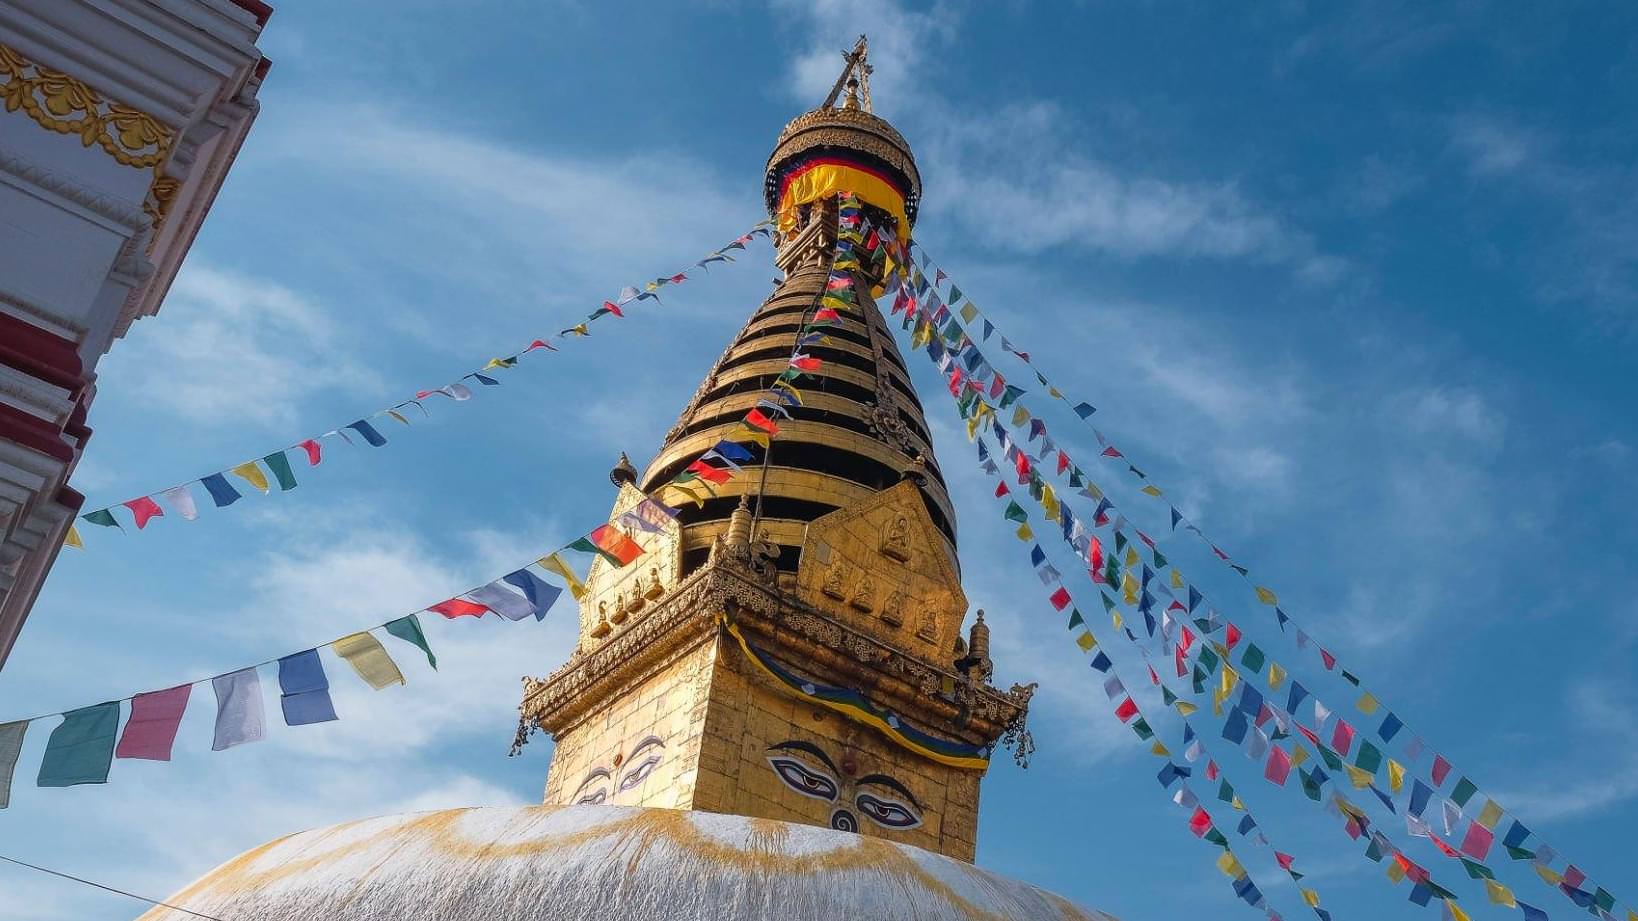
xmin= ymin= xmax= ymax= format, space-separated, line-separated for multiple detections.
xmin=830 ymin=808 xmax=858 ymax=833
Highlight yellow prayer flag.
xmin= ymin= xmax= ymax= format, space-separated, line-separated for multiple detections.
xmin=1084 ymin=482 xmax=1104 ymax=501
xmin=1255 ymin=586 xmax=1278 ymax=605
xmin=1345 ymin=764 xmax=1375 ymax=789
xmin=1476 ymin=799 xmax=1503 ymax=830
xmin=1535 ymin=864 xmax=1563 ymax=885
xmin=1015 ymin=523 xmax=1033 ymax=541
xmin=1291 ymin=746 xmax=1309 ymax=767
xmin=539 ymin=552 xmax=587 ymax=600
xmin=1048 ymin=386 xmax=1062 ymax=398
xmin=1111 ymin=610 xmax=1123 ymax=630
xmin=735 ymin=426 xmax=770 ymax=448
xmin=1268 ymin=661 xmax=1286 ymax=689
xmin=387 ymin=410 xmax=411 ymax=425
xmin=1388 ymin=759 xmax=1406 ymax=793
xmin=63 ymin=526 xmax=83 ymax=550
xmin=1175 ymin=701 xmax=1198 ymax=716
xmin=1171 ymin=569 xmax=1184 ymax=589
xmin=1150 ymin=742 xmax=1169 ymax=756
xmin=1141 ymin=485 xmax=1163 ymax=497
xmin=1124 ymin=546 xmax=1139 ymax=567
xmin=1011 ymin=406 xmax=1029 ymax=427
xmin=959 ymin=303 xmax=978 ymax=323
xmin=331 ymin=632 xmax=405 ymax=689
xmin=1356 ymin=692 xmax=1380 ymax=715
xmin=1216 ymin=851 xmax=1243 ymax=878
xmin=667 ymin=483 xmax=707 ymax=508
xmin=1122 ymin=577 xmax=1138 ymax=606
xmin=483 ymin=357 xmax=510 ymax=370
xmin=1484 ymin=880 xmax=1516 ymax=908
xmin=1443 ymin=900 xmax=1471 ymax=921
xmin=1075 ymin=632 xmax=1096 ymax=652
xmin=1220 ymin=666 xmax=1239 ymax=696
xmin=1386 ymin=860 xmax=1407 ymax=883
xmin=230 ymin=461 xmax=270 ymax=494
xmin=1042 ymin=486 xmax=1060 ymax=522
xmin=1301 ymin=889 xmax=1320 ymax=908
xmin=1230 ymin=795 xmax=1244 ymax=811
xmin=966 ymin=415 xmax=981 ymax=441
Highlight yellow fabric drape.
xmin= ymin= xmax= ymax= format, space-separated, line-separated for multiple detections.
xmin=230 ymin=461 xmax=269 ymax=494
xmin=777 ymin=164 xmax=911 ymax=240
xmin=332 ymin=632 xmax=405 ymax=689
xmin=539 ymin=552 xmax=587 ymax=600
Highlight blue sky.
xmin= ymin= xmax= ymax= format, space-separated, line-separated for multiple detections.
xmin=3 ymin=1 xmax=1637 ymax=918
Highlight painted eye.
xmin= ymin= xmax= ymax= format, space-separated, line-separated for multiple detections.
xmin=856 ymin=793 xmax=923 ymax=830
xmin=766 ymin=756 xmax=839 ymax=802
xmin=618 ymin=755 xmax=661 ymax=791
xmin=575 ymin=788 xmax=607 ymax=806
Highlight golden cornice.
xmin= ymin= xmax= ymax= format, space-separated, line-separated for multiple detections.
xmin=0 ymin=42 xmax=178 ymax=231
xmin=767 ymin=107 xmax=921 ymax=217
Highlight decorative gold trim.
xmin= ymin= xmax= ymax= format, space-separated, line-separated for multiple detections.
xmin=0 ymin=42 xmax=177 ymax=229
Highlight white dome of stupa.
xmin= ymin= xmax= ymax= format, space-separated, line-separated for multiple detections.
xmin=137 ymin=804 xmax=1115 ymax=921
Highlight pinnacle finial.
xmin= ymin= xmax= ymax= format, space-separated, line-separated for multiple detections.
xmin=821 ymin=34 xmax=872 ymax=113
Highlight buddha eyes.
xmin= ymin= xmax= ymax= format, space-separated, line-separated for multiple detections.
xmin=575 ymin=788 xmax=607 ymax=806
xmin=767 ymin=756 xmax=840 ymax=802
xmin=618 ymin=755 xmax=661 ymax=791
xmin=855 ymin=792 xmax=922 ymax=830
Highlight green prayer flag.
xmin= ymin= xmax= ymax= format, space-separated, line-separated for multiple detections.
xmin=1459 ymin=859 xmax=1494 ymax=880
xmin=1451 ymin=777 xmax=1478 ymax=807
xmin=1066 ymin=609 xmax=1085 ymax=630
xmin=1301 ymin=772 xmax=1323 ymax=801
xmin=999 ymin=385 xmax=1025 ymax=408
xmin=81 ymin=509 xmax=120 ymax=529
xmin=1099 ymin=592 xmax=1117 ymax=613
xmin=1355 ymin=741 xmax=1383 ymax=774
xmin=1197 ymin=647 xmax=1220 ymax=672
xmin=1162 ymin=687 xmax=1178 ymax=706
xmin=1114 ymin=532 xmax=1128 ymax=555
xmin=1131 ymin=718 xmax=1154 ymax=740
xmin=37 ymin=701 xmax=119 ymax=787
xmin=1503 ymin=845 xmax=1535 ymax=861
xmin=948 ymin=284 xmax=963 ymax=303
xmin=1218 ymin=780 xmax=1235 ymax=803
xmin=1069 ymin=468 xmax=1085 ymax=488
xmin=1192 ymin=664 xmax=1207 ymax=694
xmin=1003 ymin=501 xmax=1027 ymax=524
xmin=1152 ymin=548 xmax=1168 ymax=569
xmin=385 ymin=615 xmax=436 ymax=670
xmin=1203 ymin=828 xmax=1228 ymax=847
xmin=568 ymin=536 xmax=620 ymax=567
xmin=1342 ymin=670 xmax=1361 ymax=686
xmin=1318 ymin=745 xmax=1344 ymax=772
xmin=263 ymin=450 xmax=298 ymax=491
xmin=1240 ymin=644 xmax=1266 ymax=674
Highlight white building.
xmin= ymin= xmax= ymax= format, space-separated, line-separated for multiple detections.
xmin=0 ymin=0 xmax=273 ymax=667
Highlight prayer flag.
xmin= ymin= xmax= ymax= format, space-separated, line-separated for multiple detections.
xmin=263 ymin=451 xmax=298 ymax=491
xmin=1331 ymin=720 xmax=1355 ymax=756
xmin=1188 ymin=807 xmax=1212 ymax=837
xmin=503 ymin=569 xmax=561 ymax=621
xmin=123 ymin=497 xmax=164 ymax=529
xmin=37 ymin=702 xmax=120 ymax=787
xmin=200 ymin=473 xmax=241 ymax=508
xmin=429 ymin=598 xmax=488 ymax=619
xmin=1450 ymin=777 xmax=1478 ymax=806
xmin=81 ymin=508 xmax=121 ymax=530
xmin=209 ymin=671 xmax=264 ymax=752
xmin=1114 ymin=698 xmax=1138 ymax=722
xmin=230 ymin=461 xmax=270 ymax=494
xmin=1460 ymin=821 xmax=1494 ymax=860
xmin=160 ymin=485 xmax=198 ymax=521
xmin=297 ymin=438 xmax=323 ymax=465
xmin=0 ymin=720 xmax=25 ymax=808
xmin=385 ymin=615 xmax=437 ymax=669
xmin=744 ymin=409 xmax=779 ymax=435
xmin=1476 ymin=799 xmax=1503 ymax=829
xmin=588 ymin=524 xmax=644 ymax=566
xmin=1432 ymin=755 xmax=1452 ymax=786
xmin=333 ymin=632 xmax=405 ymax=689
xmin=1356 ymin=692 xmax=1380 ymax=715
xmin=63 ymin=526 xmax=82 ymax=550
xmin=115 ymin=684 xmax=190 ymax=761
xmin=1255 ymin=586 xmax=1278 ymax=605
xmin=1388 ymin=759 xmax=1406 ymax=793
xmin=1379 ymin=712 xmax=1404 ymax=742
xmin=469 ymin=582 xmax=537 ymax=621
xmin=346 ymin=420 xmax=387 ymax=447
xmin=539 ymin=553 xmax=587 ymax=600
xmin=278 ymin=649 xmax=338 ymax=726
xmin=686 ymin=459 xmax=732 ymax=485
xmin=1266 ymin=746 xmax=1293 ymax=786
xmin=1048 ymin=587 xmax=1072 ymax=610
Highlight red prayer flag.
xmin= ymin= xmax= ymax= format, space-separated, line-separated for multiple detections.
xmin=947 ymin=369 xmax=964 ymax=397
xmin=1088 ymin=537 xmax=1104 ymax=574
xmin=1460 ymin=821 xmax=1494 ymax=860
xmin=115 ymin=684 xmax=191 ymax=761
xmin=1147 ymin=665 xmax=1159 ymax=686
xmin=430 ymin=598 xmax=488 ymax=619
xmin=589 ymin=524 xmax=643 ymax=566
xmin=1175 ymin=646 xmax=1187 ymax=677
xmin=814 ymin=307 xmax=841 ymax=323
xmin=744 ymin=409 xmax=779 ymax=435
xmin=1276 ymin=852 xmax=1296 ymax=870
xmin=1048 ymin=587 xmax=1072 ymax=611
xmin=1297 ymin=724 xmax=1321 ymax=746
xmin=1320 ymin=648 xmax=1337 ymax=670
xmin=1101 ymin=446 xmax=1123 ymax=458
xmin=1563 ymin=866 xmax=1586 ymax=889
xmin=1014 ymin=451 xmax=1031 ymax=482
xmin=1331 ymin=719 xmax=1355 ymax=756
xmin=297 ymin=438 xmax=323 ymax=466
xmin=1114 ymin=697 xmax=1138 ymax=722
xmin=994 ymin=481 xmax=1009 ymax=498
xmin=525 ymin=338 xmax=556 ymax=352
xmin=989 ymin=374 xmax=1005 ymax=399
xmin=1265 ymin=746 xmax=1293 ymax=786
xmin=1432 ymin=836 xmax=1460 ymax=858
xmin=790 ymin=356 xmax=822 ymax=372
xmin=1225 ymin=623 xmax=1242 ymax=651
xmin=1056 ymin=451 xmax=1070 ymax=474
xmin=1432 ymin=755 xmax=1452 ymax=786
xmin=668 ymin=273 xmax=686 ymax=284
xmin=1206 ymin=760 xmax=1220 ymax=781
xmin=686 ymin=460 xmax=732 ymax=485
xmin=123 ymin=496 xmax=164 ymax=529
xmin=1188 ymin=807 xmax=1212 ymax=837
xmin=601 ymin=301 xmax=624 ymax=318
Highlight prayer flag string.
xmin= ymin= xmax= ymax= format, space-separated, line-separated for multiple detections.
xmin=66 ymin=223 xmax=774 ymax=550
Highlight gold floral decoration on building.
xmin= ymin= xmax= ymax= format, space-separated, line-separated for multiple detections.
xmin=0 ymin=42 xmax=178 ymax=228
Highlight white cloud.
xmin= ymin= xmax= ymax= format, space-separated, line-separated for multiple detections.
xmin=1449 ymin=114 xmax=1538 ymax=177
xmin=103 ymin=265 xmax=378 ymax=427
xmin=1404 ymin=386 xmax=1506 ymax=449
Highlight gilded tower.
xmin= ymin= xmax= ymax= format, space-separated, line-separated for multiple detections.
xmin=519 ymin=40 xmax=1034 ymax=862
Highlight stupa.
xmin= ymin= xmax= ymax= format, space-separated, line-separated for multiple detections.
xmin=139 ymin=38 xmax=1114 ymax=921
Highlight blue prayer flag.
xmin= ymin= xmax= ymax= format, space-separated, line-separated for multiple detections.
xmin=1287 ymin=681 xmax=1310 ymax=716
xmin=713 ymin=441 xmax=754 ymax=464
xmin=1187 ymin=586 xmax=1203 ymax=612
xmin=1089 ymin=652 xmax=1113 ymax=672
xmin=1237 ymin=815 xmax=1256 ymax=835
xmin=503 ymin=569 xmax=562 ymax=621
xmin=277 ymin=649 xmax=337 ymax=726
xmin=37 ymin=701 xmax=119 ymax=787
xmin=1029 ymin=545 xmax=1046 ymax=567
xmin=1408 ymin=883 xmax=1433 ymax=907
xmin=347 ymin=420 xmax=387 ymax=447
xmin=1073 ymin=402 xmax=1096 ymax=419
xmin=1223 ymin=708 xmax=1249 ymax=743
xmin=1379 ymin=712 xmax=1404 ymax=742
xmin=1516 ymin=902 xmax=1547 ymax=921
xmin=200 ymin=472 xmax=241 ymax=508
xmin=1237 ymin=683 xmax=1264 ymax=716
xmin=1409 ymin=779 xmax=1433 ymax=817
xmin=1502 ymin=819 xmax=1531 ymax=849
xmin=469 ymin=372 xmax=501 ymax=386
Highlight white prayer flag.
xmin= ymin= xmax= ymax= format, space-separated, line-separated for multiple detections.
xmin=161 ymin=485 xmax=198 ymax=521
xmin=468 ymin=583 xmax=535 ymax=622
xmin=211 ymin=668 xmax=265 ymax=751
